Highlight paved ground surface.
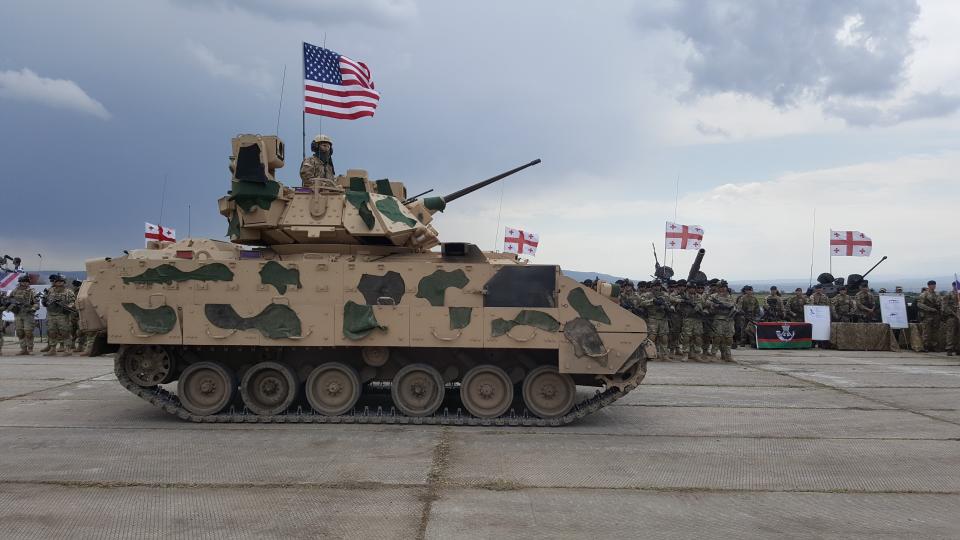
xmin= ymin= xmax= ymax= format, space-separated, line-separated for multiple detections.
xmin=1 ymin=343 xmax=958 ymax=539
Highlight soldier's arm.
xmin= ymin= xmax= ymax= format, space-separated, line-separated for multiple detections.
xmin=299 ymin=159 xmax=314 ymax=182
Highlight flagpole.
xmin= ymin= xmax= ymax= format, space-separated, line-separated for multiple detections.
xmin=301 ymin=42 xmax=306 ymax=159
xmin=808 ymin=208 xmax=816 ymax=288
xmin=671 ymin=174 xmax=679 ymax=269
xmin=828 ymin=228 xmax=833 ymax=276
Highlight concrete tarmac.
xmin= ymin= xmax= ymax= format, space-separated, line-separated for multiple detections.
xmin=0 ymin=343 xmax=958 ymax=539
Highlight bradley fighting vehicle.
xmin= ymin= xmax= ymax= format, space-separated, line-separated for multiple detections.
xmin=78 ymin=134 xmax=653 ymax=425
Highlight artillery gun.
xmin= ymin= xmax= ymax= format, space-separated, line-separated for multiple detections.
xmin=78 ymin=134 xmax=653 ymax=425
xmin=808 ymin=256 xmax=888 ymax=297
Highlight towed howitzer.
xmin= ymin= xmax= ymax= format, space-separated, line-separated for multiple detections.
xmin=687 ymin=248 xmax=707 ymax=284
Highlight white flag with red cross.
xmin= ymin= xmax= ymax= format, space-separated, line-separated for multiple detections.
xmin=830 ymin=230 xmax=872 ymax=257
xmin=145 ymin=222 xmax=176 ymax=243
xmin=665 ymin=222 xmax=704 ymax=250
xmin=504 ymin=227 xmax=539 ymax=256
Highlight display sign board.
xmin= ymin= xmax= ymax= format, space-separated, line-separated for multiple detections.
xmin=879 ymin=294 xmax=909 ymax=329
xmin=804 ymin=305 xmax=831 ymax=340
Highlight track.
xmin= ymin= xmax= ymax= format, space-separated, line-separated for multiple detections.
xmin=114 ymin=355 xmax=645 ymax=427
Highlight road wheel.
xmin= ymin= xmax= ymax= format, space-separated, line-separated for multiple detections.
xmin=305 ymin=363 xmax=361 ymax=416
xmin=522 ymin=366 xmax=575 ymax=419
xmin=123 ymin=345 xmax=174 ymax=387
xmin=179 ymin=361 xmax=235 ymax=416
xmin=240 ymin=361 xmax=299 ymax=416
xmin=460 ymin=365 xmax=513 ymax=419
xmin=391 ymin=363 xmax=445 ymax=417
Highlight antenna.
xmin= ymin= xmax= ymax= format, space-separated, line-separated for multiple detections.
xmin=37 ymin=253 xmax=42 ymax=276
xmin=158 ymin=174 xmax=168 ymax=228
xmin=492 ymin=177 xmax=506 ymax=252
xmin=808 ymin=208 xmax=816 ymax=288
xmin=275 ymin=64 xmax=286 ymax=136
xmin=188 ymin=204 xmax=192 ymax=238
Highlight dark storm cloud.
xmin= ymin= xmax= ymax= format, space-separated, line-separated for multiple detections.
xmin=824 ymin=91 xmax=960 ymax=127
xmin=173 ymin=0 xmax=418 ymax=28
xmin=636 ymin=0 xmax=923 ymax=119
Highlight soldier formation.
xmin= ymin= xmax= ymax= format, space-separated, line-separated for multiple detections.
xmin=607 ymin=276 xmax=960 ymax=361
xmin=1 ymin=273 xmax=85 ymax=356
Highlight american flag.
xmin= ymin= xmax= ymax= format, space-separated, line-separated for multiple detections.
xmin=303 ymin=43 xmax=380 ymax=120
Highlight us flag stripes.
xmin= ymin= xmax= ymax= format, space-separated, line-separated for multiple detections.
xmin=303 ymin=43 xmax=380 ymax=120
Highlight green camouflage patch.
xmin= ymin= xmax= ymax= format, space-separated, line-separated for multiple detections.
xmin=491 ymin=310 xmax=560 ymax=337
xmin=123 ymin=263 xmax=234 ymax=285
xmin=204 ymin=303 xmax=302 ymax=339
xmin=259 ymin=261 xmax=301 ymax=294
xmin=229 ymin=180 xmax=280 ymax=212
xmin=375 ymin=197 xmax=417 ymax=227
xmin=345 ymin=191 xmax=376 ymax=229
xmin=416 ymin=269 xmax=469 ymax=307
xmin=122 ymin=303 xmax=177 ymax=334
xmin=449 ymin=307 xmax=473 ymax=330
xmin=343 ymin=301 xmax=387 ymax=340
xmin=567 ymin=288 xmax=611 ymax=325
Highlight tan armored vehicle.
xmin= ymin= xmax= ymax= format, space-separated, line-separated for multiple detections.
xmin=79 ymin=134 xmax=653 ymax=425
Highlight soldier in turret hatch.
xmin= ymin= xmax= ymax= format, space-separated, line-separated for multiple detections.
xmin=300 ymin=134 xmax=336 ymax=188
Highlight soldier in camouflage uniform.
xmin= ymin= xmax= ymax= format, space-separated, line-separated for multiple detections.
xmin=831 ymin=288 xmax=859 ymax=323
xmin=699 ymin=283 xmax=718 ymax=359
xmin=667 ymin=281 xmax=683 ymax=357
xmin=808 ymin=284 xmax=832 ymax=348
xmin=42 ymin=275 xmax=76 ymax=356
xmin=676 ymin=283 xmax=704 ymax=361
xmin=763 ymin=286 xmax=787 ymax=322
xmin=942 ymin=283 xmax=959 ymax=356
xmin=299 ymin=134 xmax=336 ymax=188
xmin=68 ymin=279 xmax=87 ymax=352
xmin=916 ymin=280 xmax=942 ymax=352
xmin=854 ymin=283 xmax=877 ymax=323
xmin=7 ymin=275 xmax=38 ymax=354
xmin=633 ymin=282 xmax=673 ymax=360
xmin=708 ymin=281 xmax=737 ymax=362
xmin=735 ymin=286 xmax=761 ymax=347
xmin=786 ymin=287 xmax=807 ymax=322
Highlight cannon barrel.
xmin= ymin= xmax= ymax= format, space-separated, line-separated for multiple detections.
xmin=441 ymin=159 xmax=541 ymax=204
xmin=687 ymin=248 xmax=706 ymax=282
xmin=860 ymin=256 xmax=888 ymax=279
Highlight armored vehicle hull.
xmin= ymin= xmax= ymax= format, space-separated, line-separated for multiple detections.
xmin=81 ymin=239 xmax=652 ymax=424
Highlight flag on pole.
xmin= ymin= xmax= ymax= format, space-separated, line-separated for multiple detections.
xmin=830 ymin=230 xmax=872 ymax=257
xmin=145 ymin=222 xmax=176 ymax=243
xmin=665 ymin=222 xmax=704 ymax=250
xmin=303 ymin=42 xmax=380 ymax=120
xmin=504 ymin=227 xmax=539 ymax=256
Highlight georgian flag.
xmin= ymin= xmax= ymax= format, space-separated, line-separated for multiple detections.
xmin=830 ymin=230 xmax=872 ymax=257
xmin=145 ymin=222 xmax=176 ymax=243
xmin=504 ymin=227 xmax=539 ymax=256
xmin=665 ymin=222 xmax=704 ymax=250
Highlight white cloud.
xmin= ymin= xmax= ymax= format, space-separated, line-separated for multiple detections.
xmin=0 ymin=68 xmax=110 ymax=119
xmin=184 ymin=40 xmax=275 ymax=95
xmin=434 ymin=152 xmax=960 ymax=280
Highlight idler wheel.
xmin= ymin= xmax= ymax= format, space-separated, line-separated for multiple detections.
xmin=460 ymin=365 xmax=513 ymax=419
xmin=123 ymin=345 xmax=174 ymax=387
xmin=522 ymin=366 xmax=575 ymax=419
xmin=305 ymin=362 xmax=361 ymax=416
xmin=391 ymin=363 xmax=445 ymax=417
xmin=240 ymin=361 xmax=299 ymax=416
xmin=178 ymin=362 xmax=236 ymax=416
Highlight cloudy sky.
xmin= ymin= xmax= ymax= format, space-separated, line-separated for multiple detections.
xmin=1 ymin=0 xmax=958 ymax=281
